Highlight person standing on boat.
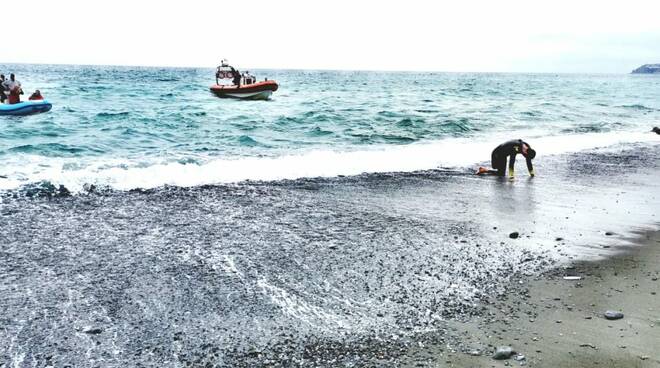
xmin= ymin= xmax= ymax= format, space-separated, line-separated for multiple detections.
xmin=231 ymin=66 xmax=241 ymax=87
xmin=3 ymin=74 xmax=23 ymax=104
xmin=0 ymin=74 xmax=7 ymax=103
xmin=244 ymin=71 xmax=255 ymax=84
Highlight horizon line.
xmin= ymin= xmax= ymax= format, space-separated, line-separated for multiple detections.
xmin=0 ymin=60 xmax=649 ymax=75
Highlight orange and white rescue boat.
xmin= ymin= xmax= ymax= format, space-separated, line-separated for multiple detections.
xmin=210 ymin=61 xmax=278 ymax=100
xmin=210 ymin=80 xmax=278 ymax=100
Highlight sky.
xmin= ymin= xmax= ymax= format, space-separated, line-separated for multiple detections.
xmin=3 ymin=0 xmax=660 ymax=73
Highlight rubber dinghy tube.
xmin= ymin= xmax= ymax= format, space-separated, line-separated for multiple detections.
xmin=0 ymin=100 xmax=53 ymax=116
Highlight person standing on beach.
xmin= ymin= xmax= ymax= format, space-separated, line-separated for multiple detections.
xmin=478 ymin=139 xmax=536 ymax=177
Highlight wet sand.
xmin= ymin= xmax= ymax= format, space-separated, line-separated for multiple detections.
xmin=405 ymin=230 xmax=660 ymax=367
xmin=1 ymin=146 xmax=658 ymax=366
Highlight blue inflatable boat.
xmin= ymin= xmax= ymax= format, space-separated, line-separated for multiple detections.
xmin=0 ymin=100 xmax=52 ymax=116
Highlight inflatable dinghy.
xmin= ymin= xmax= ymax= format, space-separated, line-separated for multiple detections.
xmin=0 ymin=100 xmax=52 ymax=116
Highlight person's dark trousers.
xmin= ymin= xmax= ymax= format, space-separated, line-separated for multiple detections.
xmin=491 ymin=153 xmax=507 ymax=177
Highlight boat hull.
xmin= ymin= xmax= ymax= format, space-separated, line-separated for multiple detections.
xmin=0 ymin=100 xmax=52 ymax=116
xmin=210 ymin=81 xmax=278 ymax=100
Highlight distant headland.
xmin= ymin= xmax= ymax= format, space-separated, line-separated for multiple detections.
xmin=631 ymin=64 xmax=660 ymax=74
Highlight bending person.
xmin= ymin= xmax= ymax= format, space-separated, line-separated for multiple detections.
xmin=478 ymin=139 xmax=536 ymax=177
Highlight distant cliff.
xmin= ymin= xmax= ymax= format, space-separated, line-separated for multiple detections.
xmin=631 ymin=64 xmax=660 ymax=74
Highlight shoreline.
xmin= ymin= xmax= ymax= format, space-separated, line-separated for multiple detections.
xmin=404 ymin=229 xmax=660 ymax=367
xmin=1 ymin=143 xmax=658 ymax=366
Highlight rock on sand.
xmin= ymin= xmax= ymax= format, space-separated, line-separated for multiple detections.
xmin=492 ymin=346 xmax=515 ymax=360
xmin=604 ymin=310 xmax=624 ymax=320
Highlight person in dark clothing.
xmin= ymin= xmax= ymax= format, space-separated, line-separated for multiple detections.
xmin=478 ymin=139 xmax=536 ymax=177
xmin=0 ymin=74 xmax=7 ymax=103
xmin=231 ymin=66 xmax=241 ymax=87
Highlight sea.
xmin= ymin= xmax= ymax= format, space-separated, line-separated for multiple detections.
xmin=1 ymin=64 xmax=659 ymax=367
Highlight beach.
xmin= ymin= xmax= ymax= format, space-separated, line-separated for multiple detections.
xmin=1 ymin=143 xmax=658 ymax=367
xmin=404 ymin=230 xmax=660 ymax=367
xmin=1 ymin=65 xmax=660 ymax=367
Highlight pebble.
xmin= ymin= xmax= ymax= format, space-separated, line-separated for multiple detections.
xmin=82 ymin=327 xmax=102 ymax=334
xmin=604 ymin=311 xmax=624 ymax=320
xmin=579 ymin=343 xmax=597 ymax=349
xmin=563 ymin=276 xmax=582 ymax=280
xmin=493 ymin=346 xmax=515 ymax=360
xmin=509 ymin=232 xmax=519 ymax=239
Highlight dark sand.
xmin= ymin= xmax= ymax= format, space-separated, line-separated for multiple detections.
xmin=403 ymin=230 xmax=660 ymax=367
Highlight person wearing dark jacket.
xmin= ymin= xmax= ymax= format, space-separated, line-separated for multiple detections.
xmin=479 ymin=139 xmax=536 ymax=177
xmin=0 ymin=74 xmax=6 ymax=103
xmin=230 ymin=66 xmax=241 ymax=87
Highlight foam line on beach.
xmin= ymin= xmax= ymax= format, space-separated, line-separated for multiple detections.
xmin=0 ymin=131 xmax=657 ymax=192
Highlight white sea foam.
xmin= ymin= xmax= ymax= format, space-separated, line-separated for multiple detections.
xmin=0 ymin=131 xmax=657 ymax=192
xmin=257 ymin=278 xmax=353 ymax=329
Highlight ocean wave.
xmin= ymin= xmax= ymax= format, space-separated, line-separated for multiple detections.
xmin=377 ymin=110 xmax=407 ymax=119
xmin=439 ymin=119 xmax=473 ymax=133
xmin=560 ymin=126 xmax=607 ymax=134
xmin=308 ymin=126 xmax=334 ymax=137
xmin=396 ymin=118 xmax=421 ymax=127
xmin=96 ymin=111 xmax=130 ymax=118
xmin=350 ymin=132 xmax=416 ymax=144
xmin=618 ymin=104 xmax=655 ymax=111
xmin=238 ymin=135 xmax=266 ymax=147
xmin=8 ymin=143 xmax=95 ymax=157
xmin=559 ymin=120 xmax=626 ymax=134
xmin=0 ymin=131 xmax=657 ymax=193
